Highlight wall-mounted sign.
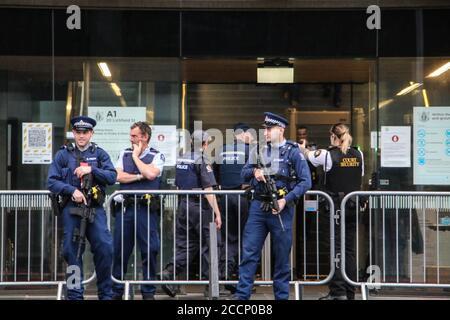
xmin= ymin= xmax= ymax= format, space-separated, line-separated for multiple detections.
xmin=413 ymin=107 xmax=450 ymax=185
xmin=22 ymin=123 xmax=52 ymax=164
xmin=380 ymin=126 xmax=411 ymax=168
xmin=88 ymin=107 xmax=146 ymax=162
xmin=150 ymin=125 xmax=177 ymax=167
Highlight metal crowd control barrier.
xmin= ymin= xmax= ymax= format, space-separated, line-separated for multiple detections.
xmin=293 ymin=190 xmax=335 ymax=300
xmin=107 ymin=190 xmax=335 ymax=300
xmin=0 ymin=191 xmax=96 ymax=300
xmin=107 ymin=190 xmax=230 ymax=300
xmin=340 ymin=191 xmax=450 ymax=300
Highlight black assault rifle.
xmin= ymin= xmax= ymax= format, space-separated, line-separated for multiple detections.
xmin=256 ymin=149 xmax=286 ymax=232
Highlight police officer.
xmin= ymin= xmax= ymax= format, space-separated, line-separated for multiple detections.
xmin=112 ymin=121 xmax=165 ymax=300
xmin=47 ymin=116 xmax=117 ymax=300
xmin=160 ymin=130 xmax=222 ymax=297
xmin=234 ymin=112 xmax=312 ymax=300
xmin=299 ymin=123 xmax=364 ymax=300
xmin=215 ymin=123 xmax=254 ymax=292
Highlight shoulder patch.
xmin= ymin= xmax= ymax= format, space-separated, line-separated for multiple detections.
xmin=314 ymin=150 xmax=322 ymax=158
xmin=160 ymin=153 xmax=165 ymax=162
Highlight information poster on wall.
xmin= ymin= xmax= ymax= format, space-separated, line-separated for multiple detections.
xmin=88 ymin=107 xmax=146 ymax=162
xmin=150 ymin=125 xmax=177 ymax=167
xmin=22 ymin=122 xmax=52 ymax=164
xmin=380 ymin=126 xmax=411 ymax=168
xmin=413 ymin=107 xmax=450 ymax=185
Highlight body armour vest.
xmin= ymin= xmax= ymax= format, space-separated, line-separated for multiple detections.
xmin=120 ymin=148 xmax=161 ymax=190
xmin=325 ymin=146 xmax=362 ymax=195
xmin=175 ymin=151 xmax=202 ymax=190
xmin=217 ymin=141 xmax=250 ymax=188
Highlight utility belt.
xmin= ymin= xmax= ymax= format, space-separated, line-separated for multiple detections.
xmin=49 ymin=185 xmax=104 ymax=216
xmin=123 ymin=194 xmax=161 ymax=212
xmin=253 ymin=186 xmax=289 ymax=202
xmin=221 ymin=186 xmax=242 ymax=190
xmin=49 ymin=194 xmax=71 ymax=216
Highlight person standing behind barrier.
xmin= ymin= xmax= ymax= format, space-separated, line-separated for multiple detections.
xmin=215 ymin=123 xmax=254 ymax=293
xmin=111 ymin=122 xmax=165 ymax=300
xmin=160 ymin=130 xmax=222 ymax=297
xmin=47 ymin=116 xmax=117 ymax=300
xmin=233 ymin=112 xmax=312 ymax=300
xmin=299 ymin=123 xmax=364 ymax=300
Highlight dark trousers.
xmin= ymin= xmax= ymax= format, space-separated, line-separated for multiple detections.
xmin=321 ymin=203 xmax=357 ymax=298
xmin=235 ymin=200 xmax=294 ymax=300
xmin=62 ymin=204 xmax=113 ymax=300
xmin=219 ymin=193 xmax=249 ymax=279
xmin=166 ymin=198 xmax=214 ymax=279
xmin=112 ymin=205 xmax=160 ymax=297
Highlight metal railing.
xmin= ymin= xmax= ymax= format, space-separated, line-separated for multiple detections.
xmin=293 ymin=190 xmax=336 ymax=300
xmin=0 ymin=191 xmax=96 ymax=300
xmin=340 ymin=191 xmax=450 ymax=300
xmin=106 ymin=189 xmax=336 ymax=300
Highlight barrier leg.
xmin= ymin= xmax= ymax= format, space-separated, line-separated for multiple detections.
xmin=209 ymin=222 xmax=219 ymax=300
xmin=124 ymin=282 xmax=130 ymax=300
xmin=56 ymin=282 xmax=64 ymax=300
xmin=361 ymin=283 xmax=368 ymax=300
xmin=294 ymin=283 xmax=304 ymax=300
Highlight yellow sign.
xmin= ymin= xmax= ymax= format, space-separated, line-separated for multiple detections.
xmin=22 ymin=123 xmax=53 ymax=164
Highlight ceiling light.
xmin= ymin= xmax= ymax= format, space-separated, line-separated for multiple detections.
xmin=257 ymin=58 xmax=294 ymax=84
xmin=98 ymin=62 xmax=112 ymax=78
xmin=426 ymin=62 xmax=450 ymax=78
xmin=396 ymin=82 xmax=422 ymax=96
xmin=110 ymin=82 xmax=122 ymax=96
xmin=422 ymin=89 xmax=430 ymax=107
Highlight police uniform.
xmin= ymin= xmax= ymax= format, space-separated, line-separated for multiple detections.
xmin=47 ymin=116 xmax=117 ymax=300
xmin=234 ymin=113 xmax=312 ymax=300
xmin=215 ymin=123 xmax=251 ymax=280
xmin=112 ymin=146 xmax=165 ymax=299
xmin=306 ymin=145 xmax=364 ymax=299
xmin=160 ymin=131 xmax=217 ymax=297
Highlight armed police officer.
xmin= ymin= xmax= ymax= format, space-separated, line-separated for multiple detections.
xmin=299 ymin=123 xmax=364 ymax=300
xmin=215 ymin=123 xmax=254 ymax=292
xmin=234 ymin=112 xmax=311 ymax=300
xmin=160 ymin=130 xmax=222 ymax=298
xmin=47 ymin=116 xmax=117 ymax=300
xmin=112 ymin=121 xmax=165 ymax=300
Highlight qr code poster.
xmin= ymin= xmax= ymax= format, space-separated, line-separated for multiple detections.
xmin=22 ymin=123 xmax=52 ymax=164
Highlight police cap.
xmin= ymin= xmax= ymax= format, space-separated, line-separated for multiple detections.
xmin=70 ymin=116 xmax=96 ymax=131
xmin=262 ymin=112 xmax=289 ymax=128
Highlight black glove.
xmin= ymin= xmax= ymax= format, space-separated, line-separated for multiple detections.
xmin=260 ymin=201 xmax=272 ymax=212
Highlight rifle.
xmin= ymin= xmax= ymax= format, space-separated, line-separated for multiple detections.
xmin=69 ymin=166 xmax=98 ymax=261
xmin=256 ymin=148 xmax=286 ymax=232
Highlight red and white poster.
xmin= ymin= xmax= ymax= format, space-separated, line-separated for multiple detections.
xmin=381 ymin=126 xmax=411 ymax=168
xmin=150 ymin=125 xmax=177 ymax=166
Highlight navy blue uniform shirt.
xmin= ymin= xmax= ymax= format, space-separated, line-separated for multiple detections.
xmin=241 ymin=140 xmax=311 ymax=204
xmin=216 ymin=140 xmax=251 ymax=188
xmin=176 ymin=150 xmax=217 ymax=190
xmin=47 ymin=143 xmax=117 ymax=196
